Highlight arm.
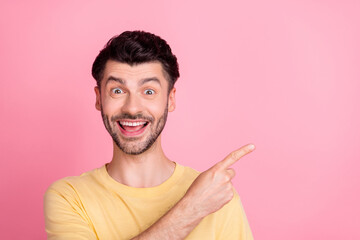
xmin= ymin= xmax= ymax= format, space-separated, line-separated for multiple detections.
xmin=44 ymin=183 xmax=98 ymax=240
xmin=132 ymin=144 xmax=255 ymax=240
xmin=44 ymin=144 xmax=255 ymax=240
xmin=130 ymin=195 xmax=202 ymax=240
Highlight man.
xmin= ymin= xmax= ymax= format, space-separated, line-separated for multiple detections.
xmin=44 ymin=30 xmax=255 ymax=240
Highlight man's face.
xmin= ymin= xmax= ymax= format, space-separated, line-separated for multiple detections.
xmin=95 ymin=60 xmax=176 ymax=155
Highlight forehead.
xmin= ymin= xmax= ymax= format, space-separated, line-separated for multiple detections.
xmin=102 ymin=60 xmax=168 ymax=86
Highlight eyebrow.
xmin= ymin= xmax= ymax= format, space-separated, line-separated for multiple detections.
xmin=105 ymin=76 xmax=161 ymax=87
xmin=139 ymin=77 xmax=161 ymax=86
xmin=106 ymin=76 xmax=125 ymax=85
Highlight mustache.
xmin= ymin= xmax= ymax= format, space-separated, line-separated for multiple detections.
xmin=111 ymin=113 xmax=154 ymax=122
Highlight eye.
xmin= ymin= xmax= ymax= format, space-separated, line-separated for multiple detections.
xmin=144 ymin=89 xmax=155 ymax=95
xmin=111 ymin=88 xmax=123 ymax=94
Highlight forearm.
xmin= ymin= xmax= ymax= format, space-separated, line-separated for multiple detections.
xmin=131 ymin=196 xmax=203 ymax=240
xmin=132 ymin=144 xmax=256 ymax=240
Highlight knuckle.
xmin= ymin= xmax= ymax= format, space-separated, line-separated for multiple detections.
xmin=228 ymin=191 xmax=234 ymax=200
xmin=209 ymin=167 xmax=218 ymax=176
xmin=211 ymin=164 xmax=220 ymax=172
xmin=206 ymin=169 xmax=218 ymax=180
xmin=226 ymin=184 xmax=233 ymax=192
xmin=223 ymin=175 xmax=231 ymax=182
xmin=224 ymin=192 xmax=234 ymax=203
xmin=230 ymin=151 xmax=239 ymax=160
xmin=228 ymin=168 xmax=236 ymax=177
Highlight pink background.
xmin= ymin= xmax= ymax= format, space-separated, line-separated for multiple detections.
xmin=1 ymin=0 xmax=359 ymax=239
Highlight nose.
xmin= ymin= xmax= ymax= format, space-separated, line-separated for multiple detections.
xmin=121 ymin=93 xmax=143 ymax=116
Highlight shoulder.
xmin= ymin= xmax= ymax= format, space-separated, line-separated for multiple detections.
xmin=44 ymin=166 xmax=103 ymax=201
xmin=176 ymin=163 xmax=201 ymax=188
xmin=181 ymin=165 xmax=200 ymax=179
xmin=44 ymin=168 xmax=101 ymax=239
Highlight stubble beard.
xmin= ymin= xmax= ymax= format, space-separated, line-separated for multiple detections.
xmin=100 ymin=105 xmax=168 ymax=155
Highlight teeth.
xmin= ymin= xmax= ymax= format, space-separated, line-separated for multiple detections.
xmin=120 ymin=121 xmax=146 ymax=126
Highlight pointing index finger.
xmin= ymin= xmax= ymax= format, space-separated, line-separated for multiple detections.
xmin=219 ymin=144 xmax=255 ymax=169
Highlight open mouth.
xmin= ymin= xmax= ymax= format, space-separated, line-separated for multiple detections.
xmin=117 ymin=120 xmax=149 ymax=136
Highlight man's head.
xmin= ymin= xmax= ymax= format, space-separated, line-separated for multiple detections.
xmin=92 ymin=31 xmax=179 ymax=93
xmin=92 ymin=31 xmax=179 ymax=155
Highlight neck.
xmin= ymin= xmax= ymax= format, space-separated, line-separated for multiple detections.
xmin=106 ymin=136 xmax=175 ymax=188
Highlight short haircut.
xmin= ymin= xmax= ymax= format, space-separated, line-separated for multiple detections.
xmin=92 ymin=31 xmax=180 ymax=92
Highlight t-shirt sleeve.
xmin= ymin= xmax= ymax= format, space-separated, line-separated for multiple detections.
xmin=44 ymin=180 xmax=98 ymax=240
xmin=215 ymin=189 xmax=254 ymax=240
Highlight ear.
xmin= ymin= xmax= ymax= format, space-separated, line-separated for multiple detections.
xmin=168 ymin=87 xmax=176 ymax=112
xmin=94 ymin=86 xmax=101 ymax=111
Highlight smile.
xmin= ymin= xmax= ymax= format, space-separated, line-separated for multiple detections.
xmin=117 ymin=120 xmax=149 ymax=137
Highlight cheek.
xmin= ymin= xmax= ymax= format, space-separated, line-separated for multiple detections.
xmin=101 ymin=97 xmax=121 ymax=115
xmin=148 ymin=97 xmax=168 ymax=116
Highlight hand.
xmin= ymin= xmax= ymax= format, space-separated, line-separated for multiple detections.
xmin=182 ymin=144 xmax=255 ymax=219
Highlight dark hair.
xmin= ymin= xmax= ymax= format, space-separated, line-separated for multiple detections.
xmin=92 ymin=31 xmax=180 ymax=92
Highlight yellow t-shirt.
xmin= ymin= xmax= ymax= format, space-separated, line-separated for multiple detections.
xmin=44 ymin=163 xmax=253 ymax=240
